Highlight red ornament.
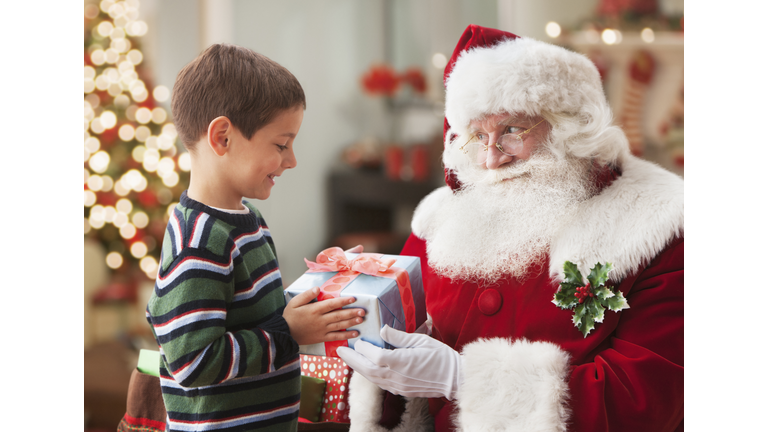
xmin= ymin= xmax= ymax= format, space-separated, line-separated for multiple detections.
xmin=399 ymin=68 xmax=427 ymax=94
xmin=137 ymin=190 xmax=158 ymax=208
xmin=96 ymin=191 xmax=118 ymax=207
xmin=361 ymin=64 xmax=400 ymax=97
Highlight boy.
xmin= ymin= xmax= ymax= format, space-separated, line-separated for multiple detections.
xmin=145 ymin=44 xmax=364 ymax=432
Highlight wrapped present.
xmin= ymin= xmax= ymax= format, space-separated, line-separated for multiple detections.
xmin=299 ymin=375 xmax=326 ymax=423
xmin=285 ymin=248 xmax=426 ymax=357
xmin=300 ymin=355 xmax=352 ymax=423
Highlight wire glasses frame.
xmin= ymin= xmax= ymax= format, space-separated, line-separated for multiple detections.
xmin=459 ymin=119 xmax=547 ymax=163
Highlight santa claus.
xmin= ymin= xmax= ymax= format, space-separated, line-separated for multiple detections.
xmin=337 ymin=25 xmax=683 ymax=432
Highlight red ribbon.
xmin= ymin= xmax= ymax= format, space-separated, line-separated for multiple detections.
xmin=304 ymin=247 xmax=417 ymax=357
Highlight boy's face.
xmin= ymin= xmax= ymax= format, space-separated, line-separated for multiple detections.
xmin=226 ymin=106 xmax=303 ymax=201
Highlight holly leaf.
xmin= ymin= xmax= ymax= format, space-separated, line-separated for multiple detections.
xmin=553 ymin=282 xmax=579 ymax=309
xmin=587 ymin=262 xmax=613 ymax=288
xmin=604 ymin=289 xmax=630 ymax=311
xmin=572 ymin=302 xmax=586 ymax=327
xmin=563 ymin=261 xmax=583 ymax=285
xmin=577 ymin=305 xmax=596 ymax=337
xmin=594 ymin=285 xmax=614 ymax=302
xmin=586 ymin=297 xmax=606 ymax=323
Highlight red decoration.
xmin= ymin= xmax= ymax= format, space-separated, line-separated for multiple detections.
xmin=361 ymin=64 xmax=399 ymax=97
xmin=620 ymin=50 xmax=656 ymax=156
xmin=399 ymin=68 xmax=427 ymax=94
xmin=92 ymin=279 xmax=138 ymax=304
xmin=597 ymin=0 xmax=658 ymax=17
xmin=384 ymin=146 xmax=404 ymax=180
xmin=96 ymin=191 xmax=118 ymax=207
xmin=410 ymin=145 xmax=429 ymax=182
xmin=137 ymin=190 xmax=158 ymax=208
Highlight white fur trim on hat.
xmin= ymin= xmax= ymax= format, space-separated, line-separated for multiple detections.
xmin=445 ymin=37 xmax=606 ymax=134
xmin=455 ymin=338 xmax=571 ymax=431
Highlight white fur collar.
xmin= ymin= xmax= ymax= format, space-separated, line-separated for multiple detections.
xmin=412 ymin=155 xmax=684 ymax=283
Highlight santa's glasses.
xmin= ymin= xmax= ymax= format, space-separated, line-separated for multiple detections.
xmin=459 ymin=119 xmax=546 ymax=165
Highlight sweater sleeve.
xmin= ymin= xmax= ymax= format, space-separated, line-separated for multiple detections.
xmin=147 ymin=246 xmax=297 ymax=389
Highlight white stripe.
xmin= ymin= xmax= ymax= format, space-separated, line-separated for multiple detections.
xmin=189 ymin=213 xmax=210 ymax=248
xmin=166 ymin=400 xmax=300 ymax=431
xmin=156 ymin=257 xmax=233 ymax=290
xmin=227 ymin=332 xmax=240 ymax=380
xmin=160 ymin=357 xmax=300 ymax=390
xmin=233 ymin=268 xmax=282 ymax=302
xmin=153 ymin=310 xmax=227 ymax=337
xmin=268 ymin=330 xmax=276 ymax=373
xmin=171 ymin=211 xmax=183 ymax=254
xmin=260 ymin=330 xmax=274 ymax=373
xmin=171 ymin=343 xmax=213 ymax=384
xmin=159 ymin=226 xmax=271 ymax=291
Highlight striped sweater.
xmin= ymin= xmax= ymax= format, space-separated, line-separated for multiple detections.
xmin=146 ymin=191 xmax=300 ymax=432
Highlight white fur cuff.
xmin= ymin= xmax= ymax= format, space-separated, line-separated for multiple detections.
xmin=456 ymin=338 xmax=571 ymax=432
xmin=348 ymin=372 xmax=433 ymax=432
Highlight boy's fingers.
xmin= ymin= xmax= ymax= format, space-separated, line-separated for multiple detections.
xmin=287 ymin=287 xmax=319 ymax=307
xmin=324 ymin=330 xmax=359 ymax=342
xmin=317 ymin=296 xmax=357 ymax=313
xmin=324 ymin=309 xmax=365 ymax=325
xmin=328 ymin=317 xmax=364 ymax=331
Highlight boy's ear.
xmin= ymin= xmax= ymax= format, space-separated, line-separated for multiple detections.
xmin=207 ymin=116 xmax=233 ymax=157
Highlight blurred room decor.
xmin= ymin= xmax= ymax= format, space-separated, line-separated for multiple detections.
xmin=84 ymin=0 xmax=189 ymax=285
xmin=84 ymin=1 xmax=186 ymax=429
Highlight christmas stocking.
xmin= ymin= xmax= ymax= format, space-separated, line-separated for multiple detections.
xmin=620 ymin=50 xmax=655 ymax=156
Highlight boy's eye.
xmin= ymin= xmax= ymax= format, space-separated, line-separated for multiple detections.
xmin=275 ymin=144 xmax=288 ymax=152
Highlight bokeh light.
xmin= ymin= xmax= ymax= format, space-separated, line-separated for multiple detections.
xmin=545 ymin=22 xmax=561 ymax=38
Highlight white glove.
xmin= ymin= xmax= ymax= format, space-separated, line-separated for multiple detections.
xmin=337 ymin=325 xmax=462 ymax=400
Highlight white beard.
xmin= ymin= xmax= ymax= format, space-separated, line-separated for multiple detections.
xmin=426 ymin=150 xmax=597 ymax=284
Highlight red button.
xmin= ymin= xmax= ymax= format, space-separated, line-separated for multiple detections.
xmin=477 ymin=289 xmax=502 ymax=316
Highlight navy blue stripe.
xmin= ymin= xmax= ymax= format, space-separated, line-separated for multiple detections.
xmin=177 ymin=342 xmax=216 ymax=387
xmin=156 ymin=318 xmax=225 ymax=345
xmin=234 ymin=332 xmax=248 ymax=378
xmin=255 ymin=330 xmax=270 ymax=375
xmin=166 ymin=393 xmax=300 ymax=422
xmin=161 ymin=365 xmax=301 ymax=398
xmin=229 ymin=277 xmax=283 ymax=311
xmin=150 ymin=299 xmax=228 ymax=325
xmin=213 ymin=336 xmax=232 ymax=385
xmin=233 ymin=260 xmax=279 ymax=294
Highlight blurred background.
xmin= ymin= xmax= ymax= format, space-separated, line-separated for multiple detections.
xmin=83 ymin=0 xmax=683 ymax=429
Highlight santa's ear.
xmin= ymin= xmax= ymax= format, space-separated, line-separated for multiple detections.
xmin=207 ymin=116 xmax=233 ymax=156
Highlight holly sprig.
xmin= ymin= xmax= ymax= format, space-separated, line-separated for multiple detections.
xmin=552 ymin=261 xmax=629 ymax=337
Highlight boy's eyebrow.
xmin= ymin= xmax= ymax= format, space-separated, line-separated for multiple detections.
xmin=278 ymin=132 xmax=296 ymax=138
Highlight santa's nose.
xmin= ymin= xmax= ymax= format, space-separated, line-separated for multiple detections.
xmin=485 ymin=141 xmax=514 ymax=170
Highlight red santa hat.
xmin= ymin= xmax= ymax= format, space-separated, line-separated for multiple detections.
xmin=442 ymin=25 xmax=622 ymax=191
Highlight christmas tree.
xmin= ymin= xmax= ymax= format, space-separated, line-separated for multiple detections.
xmin=84 ymin=0 xmax=189 ymax=284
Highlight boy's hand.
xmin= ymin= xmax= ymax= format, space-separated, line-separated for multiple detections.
xmin=284 ymin=287 xmax=366 ymax=346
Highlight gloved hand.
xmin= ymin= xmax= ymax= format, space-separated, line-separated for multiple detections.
xmin=337 ymin=325 xmax=462 ymax=400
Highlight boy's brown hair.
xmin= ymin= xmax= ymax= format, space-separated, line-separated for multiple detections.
xmin=171 ymin=44 xmax=306 ymax=150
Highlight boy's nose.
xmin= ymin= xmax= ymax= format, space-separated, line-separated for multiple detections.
xmin=283 ymin=149 xmax=298 ymax=169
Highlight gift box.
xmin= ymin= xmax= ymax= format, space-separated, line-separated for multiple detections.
xmin=299 ymin=374 xmax=326 ymax=423
xmin=285 ymin=248 xmax=426 ymax=357
xmin=300 ymin=355 xmax=352 ymax=423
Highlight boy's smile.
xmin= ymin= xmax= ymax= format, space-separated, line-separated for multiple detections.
xmin=233 ymin=106 xmax=303 ymax=201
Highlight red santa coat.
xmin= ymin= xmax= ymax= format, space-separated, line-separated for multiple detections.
xmin=347 ymin=155 xmax=684 ymax=432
